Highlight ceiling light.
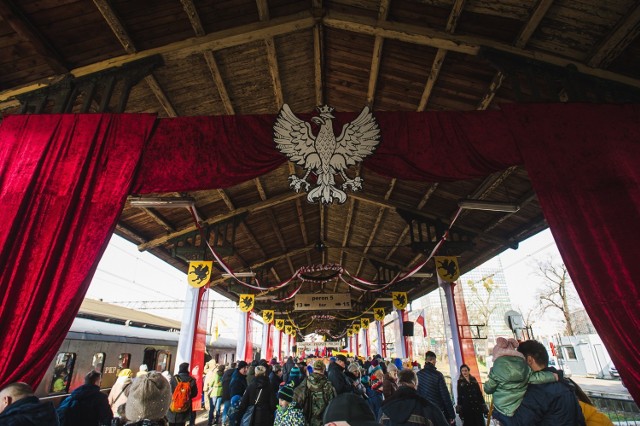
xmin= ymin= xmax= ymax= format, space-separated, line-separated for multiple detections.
xmin=412 ymin=272 xmax=432 ymax=278
xmin=222 ymin=272 xmax=256 ymax=278
xmin=129 ymin=196 xmax=195 ymax=209
xmin=458 ymin=199 xmax=520 ymax=213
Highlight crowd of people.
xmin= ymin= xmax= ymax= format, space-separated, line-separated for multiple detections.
xmin=0 ymin=339 xmax=614 ymax=426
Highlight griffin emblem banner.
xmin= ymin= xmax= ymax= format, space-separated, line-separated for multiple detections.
xmin=392 ymin=292 xmax=408 ymax=310
xmin=187 ymin=261 xmax=212 ymax=288
xmin=435 ymin=256 xmax=460 ymax=282
xmin=361 ymin=318 xmax=370 ymax=329
xmin=275 ymin=319 xmax=285 ymax=330
xmin=238 ymin=294 xmax=255 ymax=312
xmin=373 ymin=308 xmax=385 ymax=322
xmin=262 ymin=310 xmax=275 ymax=324
xmin=353 ymin=323 xmax=361 ymax=333
xmin=347 ymin=328 xmax=354 ymax=337
xmin=285 ymin=325 xmax=293 ymax=335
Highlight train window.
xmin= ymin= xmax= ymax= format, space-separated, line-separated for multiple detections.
xmin=156 ymin=351 xmax=171 ymax=373
xmin=143 ymin=348 xmax=157 ymax=371
xmin=215 ymin=354 xmax=220 ymax=363
xmin=92 ymin=352 xmax=105 ymax=374
xmin=118 ymin=353 xmax=131 ymax=372
xmin=49 ymin=352 xmax=75 ymax=394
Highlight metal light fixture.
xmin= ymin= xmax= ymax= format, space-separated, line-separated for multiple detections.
xmin=129 ymin=196 xmax=195 ymax=209
xmin=458 ymin=199 xmax=520 ymax=213
xmin=221 ymin=272 xmax=256 ymax=278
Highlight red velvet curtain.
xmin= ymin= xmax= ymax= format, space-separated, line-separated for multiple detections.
xmin=0 ymin=114 xmax=156 ymax=387
xmin=503 ymin=103 xmax=640 ymax=403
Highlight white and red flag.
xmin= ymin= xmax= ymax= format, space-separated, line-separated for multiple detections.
xmin=415 ymin=309 xmax=428 ymax=337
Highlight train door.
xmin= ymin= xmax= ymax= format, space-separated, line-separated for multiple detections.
xmin=49 ymin=352 xmax=76 ymax=394
xmin=156 ymin=350 xmax=172 ymax=373
xmin=142 ymin=348 xmax=157 ymax=370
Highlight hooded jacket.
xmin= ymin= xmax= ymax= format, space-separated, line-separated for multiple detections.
xmin=0 ymin=395 xmax=60 ymax=426
xmin=57 ymin=383 xmax=113 ymax=426
xmin=381 ymin=386 xmax=449 ymax=426
xmin=108 ymin=376 xmax=132 ymax=415
xmin=238 ymin=375 xmax=277 ymax=426
xmin=229 ymin=368 xmax=248 ymax=399
xmin=221 ymin=367 xmax=235 ymax=401
xmin=327 ymin=362 xmax=351 ymax=395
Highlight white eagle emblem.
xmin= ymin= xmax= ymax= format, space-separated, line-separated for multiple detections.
xmin=274 ymin=104 xmax=381 ymax=204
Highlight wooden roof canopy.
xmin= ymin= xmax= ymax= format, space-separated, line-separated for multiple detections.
xmin=2 ymin=0 xmax=639 ymax=337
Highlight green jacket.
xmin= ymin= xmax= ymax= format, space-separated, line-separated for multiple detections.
xmin=484 ymin=356 xmax=555 ymax=416
xmin=207 ymin=372 xmax=224 ymax=398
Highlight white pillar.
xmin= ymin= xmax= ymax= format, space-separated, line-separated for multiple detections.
xmin=395 ymin=309 xmax=406 ymax=359
xmin=236 ymin=310 xmax=248 ymax=361
xmin=439 ymin=275 xmax=462 ymax=402
xmin=376 ymin=321 xmax=383 ymax=356
xmin=175 ymin=286 xmax=199 ymax=373
xmin=261 ymin=322 xmax=269 ymax=360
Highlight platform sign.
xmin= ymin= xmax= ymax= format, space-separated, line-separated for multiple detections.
xmin=294 ymin=293 xmax=352 ymax=311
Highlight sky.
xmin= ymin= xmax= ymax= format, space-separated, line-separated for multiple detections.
xmin=86 ymin=227 xmax=573 ymax=334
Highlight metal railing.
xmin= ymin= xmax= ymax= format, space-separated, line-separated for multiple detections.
xmin=590 ymin=395 xmax=640 ymax=425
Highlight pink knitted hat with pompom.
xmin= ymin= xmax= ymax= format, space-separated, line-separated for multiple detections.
xmin=492 ymin=337 xmax=524 ymax=360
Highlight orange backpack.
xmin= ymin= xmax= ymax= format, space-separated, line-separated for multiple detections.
xmin=170 ymin=376 xmax=192 ymax=413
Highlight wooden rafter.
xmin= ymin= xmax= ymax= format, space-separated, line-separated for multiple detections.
xmin=340 ymin=247 xmax=410 ymax=272
xmin=312 ymin=0 xmax=324 ymax=105
xmin=136 ymin=191 xmax=305 ymax=251
xmin=116 ymin=222 xmax=147 ymax=244
xmin=339 ymin=198 xmax=356 ymax=265
xmin=477 ymin=0 xmax=554 ymax=109
xmin=458 ymin=165 xmax=520 ymax=220
xmin=180 ymin=0 xmax=205 ymax=36
xmin=204 ymin=51 xmax=235 ymax=114
xmin=141 ymin=208 xmax=175 ymax=232
xmin=0 ymin=0 xmax=67 ymax=74
xmin=288 ymin=162 xmax=312 ymax=266
xmin=417 ymin=0 xmax=466 ymax=111
xmin=92 ymin=0 xmax=176 ymax=116
xmin=256 ymin=0 xmax=284 ymax=108
xmin=588 ymin=3 xmax=640 ymax=68
xmin=365 ymin=0 xmax=390 ymax=107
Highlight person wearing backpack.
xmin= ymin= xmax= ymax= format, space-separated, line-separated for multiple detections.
xmin=57 ymin=371 xmax=113 ymax=426
xmin=166 ymin=362 xmax=198 ymax=426
xmin=293 ymin=360 xmax=336 ymax=426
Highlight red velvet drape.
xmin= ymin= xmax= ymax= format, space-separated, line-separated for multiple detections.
xmin=503 ymin=103 xmax=640 ymax=403
xmin=0 ymin=114 xmax=156 ymax=387
xmin=1 ymin=105 xmax=639 ymax=403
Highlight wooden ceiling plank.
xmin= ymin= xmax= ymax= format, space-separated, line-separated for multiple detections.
xmin=92 ymin=0 xmax=136 ymax=54
xmin=340 ymin=247 xmax=409 ymax=272
xmin=478 ymin=0 xmax=553 ymax=109
xmin=204 ymin=51 xmax=235 ymax=115
xmin=313 ymin=23 xmax=324 ymax=105
xmin=217 ymin=188 xmax=236 ymax=210
xmin=339 ymin=198 xmax=356 ymax=265
xmin=256 ymin=0 xmax=269 ymax=21
xmin=365 ymin=0 xmax=391 ymax=107
xmin=136 ymin=191 xmax=305 ymax=251
xmin=141 ymin=207 xmax=175 ymax=232
xmin=254 ymin=178 xmax=267 ymax=201
xmin=458 ymin=165 xmax=519 ymax=220
xmin=180 ymin=0 xmax=206 ymax=37
xmin=265 ymin=37 xmax=284 ymax=108
xmin=588 ymin=3 xmax=640 ymax=68
xmin=324 ymin=11 xmax=640 ymax=90
xmin=417 ymin=0 xmax=465 ymax=111
xmin=288 ymin=162 xmax=311 ymax=265
xmin=0 ymin=0 xmax=68 ymax=74
xmin=116 ymin=222 xmax=147 ymax=244
xmin=483 ymin=191 xmax=537 ymax=233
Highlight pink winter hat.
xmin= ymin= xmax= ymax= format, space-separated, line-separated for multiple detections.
xmin=492 ymin=337 xmax=524 ymax=360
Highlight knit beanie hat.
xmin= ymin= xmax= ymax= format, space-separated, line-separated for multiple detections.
xmin=278 ymin=384 xmax=294 ymax=402
xmin=125 ymin=372 xmax=172 ymax=421
xmin=289 ymin=366 xmax=301 ymax=379
xmin=394 ymin=358 xmax=403 ymax=370
xmin=492 ymin=337 xmax=524 ymax=360
xmin=255 ymin=365 xmax=267 ymax=376
xmin=313 ymin=360 xmax=325 ymax=371
xmin=237 ymin=360 xmax=249 ymax=370
xmin=386 ymin=363 xmax=398 ymax=373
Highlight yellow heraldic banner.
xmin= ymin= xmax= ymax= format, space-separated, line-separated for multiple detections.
xmin=262 ymin=310 xmax=275 ymax=324
xmin=187 ymin=261 xmax=213 ymax=288
xmin=361 ymin=318 xmax=370 ymax=329
xmin=353 ymin=323 xmax=361 ymax=333
xmin=347 ymin=328 xmax=354 ymax=337
xmin=238 ymin=294 xmax=255 ymax=312
xmin=285 ymin=325 xmax=293 ymax=335
xmin=435 ymin=256 xmax=460 ymax=282
xmin=275 ymin=319 xmax=285 ymax=330
xmin=374 ymin=308 xmax=385 ymax=322
xmin=392 ymin=292 xmax=408 ymax=310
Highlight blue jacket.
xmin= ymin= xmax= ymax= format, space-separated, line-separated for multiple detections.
xmin=57 ymin=384 xmax=112 ymax=426
xmin=510 ymin=368 xmax=586 ymax=426
xmin=416 ymin=363 xmax=455 ymax=422
xmin=229 ymin=369 xmax=248 ymax=398
xmin=0 ymin=395 xmax=60 ymax=426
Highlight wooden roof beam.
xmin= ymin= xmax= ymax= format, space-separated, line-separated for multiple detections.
xmin=141 ymin=208 xmax=175 ymax=232
xmin=136 ymin=191 xmax=305 ymax=251
xmin=288 ymin=163 xmax=312 ymax=266
xmin=180 ymin=0 xmax=206 ymax=36
xmin=477 ymin=0 xmax=554 ymax=109
xmin=0 ymin=1 xmax=68 ymax=75
xmin=339 ymin=198 xmax=356 ymax=265
xmin=204 ymin=51 xmax=235 ymax=114
xmin=92 ymin=0 xmax=177 ymax=116
xmin=588 ymin=3 xmax=640 ymax=68
xmin=339 ymin=247 xmax=409 ymax=272
xmin=256 ymin=0 xmax=284 ymax=109
xmin=417 ymin=0 xmax=466 ymax=111
xmin=365 ymin=0 xmax=391 ymax=107
xmin=312 ymin=0 xmax=324 ymax=105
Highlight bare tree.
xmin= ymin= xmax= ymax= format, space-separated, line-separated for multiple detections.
xmin=466 ymin=275 xmax=497 ymax=361
xmin=534 ymin=257 xmax=579 ymax=335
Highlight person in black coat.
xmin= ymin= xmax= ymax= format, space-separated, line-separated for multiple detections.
xmin=456 ymin=364 xmax=486 ymax=426
xmin=327 ymin=355 xmax=351 ymax=395
xmin=269 ymin=365 xmax=283 ymax=409
xmin=381 ymin=369 xmax=449 ymax=426
xmin=56 ymin=371 xmax=113 ymax=426
xmin=166 ymin=362 xmax=198 ymax=426
xmin=416 ymin=351 xmax=456 ymax=424
xmin=229 ymin=361 xmax=249 ymax=399
xmin=0 ymin=382 xmax=59 ymax=426
xmin=237 ymin=366 xmax=276 ymax=426
xmin=220 ymin=362 xmax=237 ymax=425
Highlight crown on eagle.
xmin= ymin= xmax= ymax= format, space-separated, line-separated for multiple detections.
xmin=317 ymin=105 xmax=334 ymax=114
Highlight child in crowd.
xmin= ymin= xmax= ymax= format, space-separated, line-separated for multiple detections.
xmin=484 ymin=337 xmax=557 ymax=425
xmin=274 ymin=385 xmax=305 ymax=426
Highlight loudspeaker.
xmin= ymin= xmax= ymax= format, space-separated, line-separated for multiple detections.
xmin=402 ymin=321 xmax=414 ymax=336
xmin=292 ymin=345 xmax=297 ymax=353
